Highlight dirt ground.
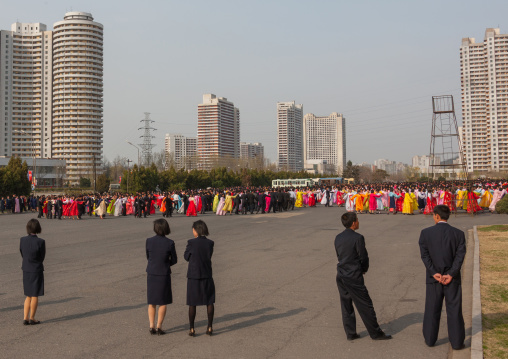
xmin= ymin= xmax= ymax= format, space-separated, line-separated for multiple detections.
xmin=478 ymin=225 xmax=508 ymax=359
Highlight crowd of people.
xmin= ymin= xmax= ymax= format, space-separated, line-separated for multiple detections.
xmin=2 ymin=178 xmax=508 ymax=219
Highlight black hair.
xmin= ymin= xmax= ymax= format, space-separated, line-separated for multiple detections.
xmin=192 ymin=220 xmax=209 ymax=237
xmin=26 ymin=219 xmax=42 ymax=235
xmin=341 ymin=212 xmax=358 ymax=228
xmin=433 ymin=205 xmax=450 ymax=220
xmin=153 ymin=218 xmax=170 ymax=236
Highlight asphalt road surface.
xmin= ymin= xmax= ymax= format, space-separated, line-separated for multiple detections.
xmin=0 ymin=206 xmax=502 ymax=358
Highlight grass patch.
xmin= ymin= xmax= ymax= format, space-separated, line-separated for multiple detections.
xmin=479 ymin=228 xmax=508 ymax=358
xmin=478 ymin=225 xmax=508 ymax=232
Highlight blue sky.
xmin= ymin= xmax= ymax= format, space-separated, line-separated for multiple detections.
xmin=2 ymin=0 xmax=508 ymax=164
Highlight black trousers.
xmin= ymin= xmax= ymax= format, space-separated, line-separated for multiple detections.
xmin=336 ymin=276 xmax=383 ymax=338
xmin=423 ymin=281 xmax=465 ymax=349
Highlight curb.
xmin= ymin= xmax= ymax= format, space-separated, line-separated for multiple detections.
xmin=471 ymin=226 xmax=483 ymax=359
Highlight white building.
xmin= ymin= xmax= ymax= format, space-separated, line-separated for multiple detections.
xmin=0 ymin=22 xmax=53 ymax=158
xmin=373 ymin=159 xmax=397 ymax=175
xmin=303 ymin=112 xmax=346 ymax=174
xmin=240 ymin=142 xmax=264 ymax=161
xmin=164 ymin=134 xmax=197 ymax=169
xmin=461 ymin=28 xmax=508 ymax=172
xmin=0 ymin=12 xmax=103 ymax=184
xmin=197 ymin=94 xmax=240 ymax=169
xmin=277 ymin=101 xmax=303 ymax=171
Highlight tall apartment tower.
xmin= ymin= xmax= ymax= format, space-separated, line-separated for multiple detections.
xmin=303 ymin=112 xmax=346 ymax=174
xmin=52 ymin=12 xmax=103 ymax=183
xmin=0 ymin=22 xmax=53 ymax=158
xmin=0 ymin=12 xmax=103 ymax=184
xmin=277 ymin=101 xmax=303 ymax=171
xmin=240 ymin=142 xmax=264 ymax=160
xmin=461 ymin=28 xmax=508 ymax=172
xmin=164 ymin=133 xmax=197 ymax=169
xmin=197 ymin=94 xmax=240 ymax=169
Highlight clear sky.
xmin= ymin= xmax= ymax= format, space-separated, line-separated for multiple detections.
xmin=2 ymin=0 xmax=508 ymax=165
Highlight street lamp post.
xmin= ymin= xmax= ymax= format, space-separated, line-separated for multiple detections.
xmin=126 ymin=140 xmax=141 ymax=166
xmin=126 ymin=159 xmax=133 ymax=194
xmin=14 ymin=130 xmax=36 ymax=193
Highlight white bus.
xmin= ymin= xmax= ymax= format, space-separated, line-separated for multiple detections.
xmin=272 ymin=178 xmax=314 ymax=188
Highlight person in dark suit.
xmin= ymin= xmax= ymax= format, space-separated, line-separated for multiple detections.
xmin=146 ymin=218 xmax=178 ymax=335
xmin=184 ymin=220 xmax=215 ymax=336
xmin=334 ymin=212 xmax=392 ymax=341
xmin=20 ymin=219 xmax=46 ymax=326
xmin=418 ymin=205 xmax=466 ymax=350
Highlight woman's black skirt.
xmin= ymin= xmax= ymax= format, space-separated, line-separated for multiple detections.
xmin=147 ymin=274 xmax=172 ymax=305
xmin=186 ymin=278 xmax=215 ymax=306
xmin=23 ymin=271 xmax=44 ymax=297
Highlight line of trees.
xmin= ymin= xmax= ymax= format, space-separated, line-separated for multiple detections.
xmin=119 ymin=164 xmax=322 ymax=193
xmin=0 ymin=157 xmax=31 ymax=197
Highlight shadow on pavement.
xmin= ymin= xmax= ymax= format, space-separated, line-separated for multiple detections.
xmin=0 ymin=297 xmax=82 ymax=313
xmin=166 ymin=307 xmax=307 ymax=335
xmin=43 ymin=303 xmax=145 ymax=323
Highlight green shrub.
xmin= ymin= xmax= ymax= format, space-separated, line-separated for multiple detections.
xmin=495 ymin=196 xmax=508 ymax=214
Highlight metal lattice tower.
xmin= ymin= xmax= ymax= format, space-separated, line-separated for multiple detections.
xmin=138 ymin=112 xmax=157 ymax=166
xmin=429 ymin=96 xmax=468 ymax=180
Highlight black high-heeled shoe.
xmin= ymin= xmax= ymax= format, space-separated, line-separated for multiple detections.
xmin=149 ymin=328 xmax=156 ymax=335
xmin=23 ymin=320 xmax=29 ymax=326
xmin=206 ymin=327 xmax=213 ymax=336
xmin=156 ymin=328 xmax=165 ymax=335
xmin=189 ymin=328 xmax=195 ymax=337
xmin=29 ymin=320 xmax=40 ymax=325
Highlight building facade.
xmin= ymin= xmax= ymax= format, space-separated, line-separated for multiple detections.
xmin=303 ymin=112 xmax=346 ymax=174
xmin=461 ymin=28 xmax=508 ymax=172
xmin=197 ymin=94 xmax=240 ymax=169
xmin=240 ymin=142 xmax=264 ymax=161
xmin=277 ymin=101 xmax=303 ymax=171
xmin=164 ymin=133 xmax=197 ymax=169
xmin=0 ymin=12 xmax=103 ymax=185
xmin=0 ymin=22 xmax=53 ymax=158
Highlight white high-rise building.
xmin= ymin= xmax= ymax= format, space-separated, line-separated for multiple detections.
xmin=0 ymin=12 xmax=103 ymax=184
xmin=240 ymin=142 xmax=264 ymax=161
xmin=303 ymin=112 xmax=346 ymax=174
xmin=461 ymin=28 xmax=508 ymax=172
xmin=197 ymin=94 xmax=240 ymax=169
xmin=277 ymin=101 xmax=303 ymax=171
xmin=0 ymin=22 xmax=53 ymax=158
xmin=164 ymin=134 xmax=197 ymax=169
xmin=52 ymin=12 xmax=103 ymax=183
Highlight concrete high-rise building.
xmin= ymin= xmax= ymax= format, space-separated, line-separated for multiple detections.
xmin=197 ymin=94 xmax=239 ymax=169
xmin=0 ymin=12 xmax=103 ymax=184
xmin=52 ymin=12 xmax=103 ymax=183
xmin=240 ymin=142 xmax=264 ymax=161
xmin=0 ymin=22 xmax=53 ymax=158
xmin=303 ymin=112 xmax=346 ymax=174
xmin=277 ymin=101 xmax=303 ymax=171
xmin=164 ymin=133 xmax=197 ymax=169
xmin=461 ymin=28 xmax=508 ymax=172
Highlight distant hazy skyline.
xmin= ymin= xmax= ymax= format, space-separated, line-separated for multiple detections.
xmin=2 ymin=0 xmax=508 ymax=165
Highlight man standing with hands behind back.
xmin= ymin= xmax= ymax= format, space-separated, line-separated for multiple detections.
xmin=334 ymin=212 xmax=392 ymax=341
xmin=418 ymin=205 xmax=466 ymax=350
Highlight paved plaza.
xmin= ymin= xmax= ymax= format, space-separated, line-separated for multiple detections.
xmin=0 ymin=206 xmax=503 ymax=358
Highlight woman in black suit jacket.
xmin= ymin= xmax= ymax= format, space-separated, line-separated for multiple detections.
xmin=184 ymin=220 xmax=215 ymax=336
xmin=146 ymin=219 xmax=177 ymax=335
xmin=20 ymin=219 xmax=45 ymax=325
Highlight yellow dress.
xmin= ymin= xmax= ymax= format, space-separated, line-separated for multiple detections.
xmin=456 ymin=190 xmax=466 ymax=208
xmin=295 ymin=191 xmax=303 ymax=207
xmin=352 ymin=194 xmax=363 ymax=211
xmin=479 ymin=191 xmax=493 ymax=208
xmin=402 ymin=193 xmax=414 ymax=214
xmin=224 ymin=195 xmax=233 ymax=212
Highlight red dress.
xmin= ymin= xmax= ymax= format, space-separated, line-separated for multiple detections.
xmin=69 ymin=201 xmax=78 ymax=216
xmin=423 ymin=194 xmax=436 ymax=215
xmin=186 ymin=199 xmax=197 ymax=217
xmin=467 ymin=192 xmax=481 ymax=213
xmin=308 ymin=193 xmax=316 ymax=207
xmin=395 ymin=194 xmax=404 ymax=212
xmin=63 ymin=202 xmax=71 ymax=217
